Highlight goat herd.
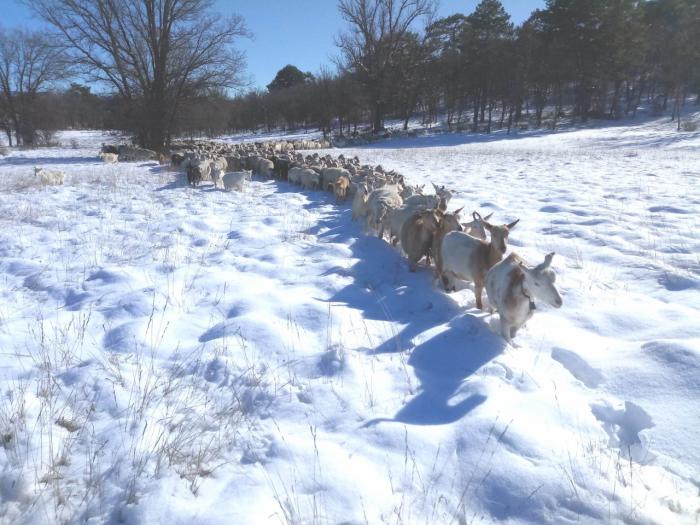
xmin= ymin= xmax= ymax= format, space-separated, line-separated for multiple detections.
xmin=143 ymin=137 xmax=563 ymax=342
xmin=29 ymin=136 xmax=561 ymax=341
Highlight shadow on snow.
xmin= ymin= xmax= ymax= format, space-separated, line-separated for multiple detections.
xmin=286 ymin=180 xmax=506 ymax=426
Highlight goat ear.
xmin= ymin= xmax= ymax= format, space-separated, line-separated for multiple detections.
xmin=544 ymin=252 xmax=555 ymax=267
xmin=507 ymin=218 xmax=520 ymax=230
xmin=453 ymin=206 xmax=464 ymax=215
xmin=484 ymin=212 xmax=494 ymax=221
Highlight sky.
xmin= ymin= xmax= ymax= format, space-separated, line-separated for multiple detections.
xmin=4 ymin=0 xmax=545 ymax=91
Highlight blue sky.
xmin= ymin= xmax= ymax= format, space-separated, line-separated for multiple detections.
xmin=4 ymin=0 xmax=544 ymax=90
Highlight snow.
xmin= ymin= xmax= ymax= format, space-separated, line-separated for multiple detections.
xmin=1 ymin=119 xmax=699 ymax=524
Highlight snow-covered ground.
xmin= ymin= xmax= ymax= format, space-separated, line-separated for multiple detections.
xmin=0 ymin=120 xmax=698 ymax=524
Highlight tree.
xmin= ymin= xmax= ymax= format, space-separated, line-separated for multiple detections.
xmin=267 ymin=65 xmax=313 ymax=91
xmin=336 ymin=0 xmax=436 ymax=132
xmin=0 ymin=27 xmax=65 ymax=146
xmin=26 ymin=0 xmax=249 ymax=151
xmin=464 ymin=0 xmax=513 ymax=132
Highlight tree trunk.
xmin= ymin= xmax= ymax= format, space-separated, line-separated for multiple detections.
xmin=507 ymin=106 xmax=513 ymax=134
xmin=633 ymin=79 xmax=645 ymax=117
xmin=487 ymin=101 xmax=492 ymax=133
xmin=609 ymin=80 xmax=622 ymax=119
xmin=372 ymin=100 xmax=383 ymax=132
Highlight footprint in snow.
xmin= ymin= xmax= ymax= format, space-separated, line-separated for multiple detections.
xmin=551 ymin=347 xmax=604 ymax=388
xmin=591 ymin=400 xmax=655 ymax=463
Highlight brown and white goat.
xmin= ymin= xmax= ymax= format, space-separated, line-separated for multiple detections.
xmin=486 ymin=252 xmax=562 ymax=341
xmin=438 ymin=212 xmax=519 ymax=309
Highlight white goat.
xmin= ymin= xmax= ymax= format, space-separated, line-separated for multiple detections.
xmin=486 ymin=252 xmax=562 ymax=341
xmin=34 ymin=167 xmax=65 ymax=186
xmin=322 ymin=167 xmax=351 ymax=192
xmin=432 ymin=183 xmax=453 ymax=206
xmin=438 ymin=213 xmax=519 ymax=309
xmin=258 ymin=158 xmax=274 ymax=178
xmin=223 ymin=170 xmax=252 ymax=192
xmin=352 ymin=183 xmax=369 ymax=220
xmin=383 ymin=201 xmax=429 ymax=246
xmin=299 ymin=168 xmax=321 ymax=190
xmin=99 ymin=152 xmax=118 ymax=164
xmin=462 ymin=211 xmax=493 ymax=240
xmin=404 ymin=193 xmax=442 ymax=210
xmin=366 ymin=185 xmax=403 ymax=238
xmin=210 ymin=157 xmax=228 ymax=188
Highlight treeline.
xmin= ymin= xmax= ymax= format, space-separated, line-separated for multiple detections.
xmin=2 ymin=0 xmax=699 ymax=149
xmin=231 ymin=0 xmax=700 ymax=135
xmin=0 ymin=84 xmax=240 ymax=146
xmin=1 ymin=0 xmax=247 ymax=149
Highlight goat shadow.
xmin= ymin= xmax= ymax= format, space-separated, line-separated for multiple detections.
xmin=283 ymin=179 xmax=506 ymax=426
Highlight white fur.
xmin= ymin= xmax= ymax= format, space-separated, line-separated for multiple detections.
xmin=486 ymin=252 xmax=562 ymax=341
xmin=34 ymin=167 xmax=65 ymax=186
xmin=99 ymin=152 xmax=118 ymax=164
xmin=223 ymin=170 xmax=252 ymax=191
xmin=366 ymin=185 xmax=403 ymax=238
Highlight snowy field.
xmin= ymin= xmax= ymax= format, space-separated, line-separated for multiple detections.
xmin=0 ymin=122 xmax=698 ymax=524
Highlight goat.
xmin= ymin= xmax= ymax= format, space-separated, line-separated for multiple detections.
xmin=404 ymin=193 xmax=443 ymax=211
xmin=299 ymin=168 xmax=321 ymax=190
xmin=99 ymin=152 xmax=118 ymax=164
xmin=431 ymin=183 xmax=453 ymax=206
xmin=334 ymin=175 xmax=350 ymax=203
xmin=322 ymin=167 xmax=351 ymax=192
xmin=400 ymin=209 xmax=442 ymax=271
xmin=34 ymin=167 xmax=65 ymax=186
xmin=258 ymin=158 xmax=274 ymax=178
xmin=288 ymin=166 xmax=303 ymax=185
xmin=223 ymin=170 xmax=252 ymax=191
xmin=438 ymin=212 xmax=519 ymax=309
xmin=351 ymin=183 xmax=369 ymax=220
xmin=225 ymin=155 xmax=243 ymax=172
xmin=210 ymin=157 xmax=228 ymax=188
xmin=187 ymin=159 xmax=211 ymax=186
xmin=101 ymin=143 xmax=119 ymax=155
xmin=366 ymin=185 xmax=403 ymax=238
xmin=400 ymin=184 xmax=424 ymax=200
xmin=486 ymin=252 xmax=562 ymax=341
xmin=431 ymin=207 xmax=464 ymax=276
xmin=462 ymin=211 xmax=493 ymax=240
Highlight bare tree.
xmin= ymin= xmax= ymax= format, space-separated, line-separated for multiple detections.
xmin=0 ymin=28 xmax=65 ymax=146
xmin=26 ymin=0 xmax=249 ymax=151
xmin=336 ymin=0 xmax=436 ymax=132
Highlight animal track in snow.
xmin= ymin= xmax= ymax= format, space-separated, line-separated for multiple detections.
xmin=551 ymin=347 xmax=604 ymax=388
xmin=591 ymin=400 xmax=655 ymax=462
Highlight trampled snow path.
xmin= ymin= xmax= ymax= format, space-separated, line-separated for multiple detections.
xmin=0 ymin=123 xmax=699 ymax=524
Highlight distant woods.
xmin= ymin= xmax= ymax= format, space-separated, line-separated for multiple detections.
xmin=235 ymin=0 xmax=700 ymax=135
xmin=1 ymin=0 xmax=699 ymax=149
xmin=3 ymin=0 xmax=248 ymax=149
